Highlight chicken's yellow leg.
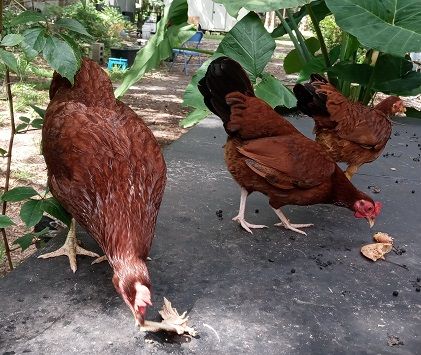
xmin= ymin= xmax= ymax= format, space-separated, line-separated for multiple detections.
xmin=38 ymin=218 xmax=99 ymax=273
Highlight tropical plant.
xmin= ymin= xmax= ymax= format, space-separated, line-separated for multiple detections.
xmin=179 ymin=0 xmax=421 ymax=126
xmin=0 ymin=1 xmax=90 ymax=270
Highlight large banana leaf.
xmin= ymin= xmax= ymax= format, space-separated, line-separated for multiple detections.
xmin=328 ymin=54 xmax=421 ymax=96
xmin=181 ymin=12 xmax=280 ymax=127
xmin=216 ymin=12 xmax=276 ymax=83
xmin=114 ymin=0 xmax=194 ymax=98
xmin=325 ymin=0 xmax=421 ymax=57
xmin=214 ymin=0 xmax=312 ymax=17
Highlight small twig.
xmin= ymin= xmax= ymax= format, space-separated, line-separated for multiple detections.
xmin=1 ymin=68 xmax=16 ymax=270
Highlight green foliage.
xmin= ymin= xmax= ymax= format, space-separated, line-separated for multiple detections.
xmin=61 ymin=2 xmax=134 ymax=50
xmin=1 ymin=187 xmax=40 ymax=202
xmin=0 ymin=215 xmax=15 ymax=229
xmin=309 ymin=15 xmax=341 ymax=50
xmin=115 ymin=0 xmax=195 ymax=97
xmin=181 ymin=12 xmax=293 ymax=127
xmin=14 ymin=228 xmax=49 ymax=251
xmin=11 ymin=82 xmax=49 ymax=113
xmin=1 ymin=5 xmax=91 ymax=82
xmin=255 ymin=73 xmax=296 ymax=108
xmin=325 ymin=0 xmax=421 ymax=57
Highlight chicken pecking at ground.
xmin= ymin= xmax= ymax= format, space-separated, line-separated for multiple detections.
xmin=38 ymin=58 xmax=166 ymax=326
xmin=198 ymin=57 xmax=382 ymax=235
xmin=293 ymin=74 xmax=406 ymax=179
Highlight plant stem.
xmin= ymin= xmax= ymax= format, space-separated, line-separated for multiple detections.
xmin=275 ymin=10 xmax=307 ymax=64
xmin=306 ymin=3 xmax=330 ymax=67
xmin=285 ymin=8 xmax=312 ymax=61
xmin=1 ymin=69 xmax=16 ymax=271
xmin=1 ymin=0 xmax=14 ymax=270
xmin=362 ymin=50 xmax=380 ymax=104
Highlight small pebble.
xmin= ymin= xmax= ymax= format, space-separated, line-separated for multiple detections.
xmin=393 ymin=291 xmax=399 ymax=297
xmin=268 ymin=258 xmax=274 ymax=263
xmin=213 ymin=136 xmax=216 ymax=139
xmin=291 ymin=268 xmax=296 ymax=274
xmin=255 ymin=209 xmax=259 ymax=214
xmin=395 ymin=180 xmax=399 ymax=183
xmin=412 ymin=190 xmax=415 ymax=194
xmin=417 ymin=277 xmax=421 ymax=282
xmin=416 ymin=288 xmax=420 ymax=292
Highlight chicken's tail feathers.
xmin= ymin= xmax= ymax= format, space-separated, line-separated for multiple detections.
xmin=198 ymin=56 xmax=254 ymax=125
xmin=293 ymin=77 xmax=329 ymax=118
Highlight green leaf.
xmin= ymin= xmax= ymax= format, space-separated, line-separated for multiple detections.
xmin=20 ymin=199 xmax=44 ymax=227
xmin=14 ymin=227 xmax=50 ymax=251
xmin=54 ymin=18 xmax=93 ymax=38
xmin=272 ymin=1 xmax=330 ymax=38
xmin=31 ymin=118 xmax=44 ymax=129
xmin=216 ymin=12 xmax=276 ymax=83
xmin=41 ymin=197 xmax=71 ymax=226
xmin=0 ymin=49 xmax=18 ymax=73
xmin=30 ymin=104 xmax=46 ymax=119
xmin=115 ymin=0 xmax=194 ymax=97
xmin=298 ymin=45 xmax=341 ymax=82
xmin=214 ymin=0 xmax=311 ymax=17
xmin=1 ymin=187 xmax=40 ymax=202
xmin=328 ymin=62 xmax=372 ymax=85
xmin=180 ymin=109 xmax=210 ymax=128
xmin=375 ymin=71 xmax=421 ymax=96
xmin=16 ymin=123 xmax=29 ymax=132
xmin=283 ymin=37 xmax=320 ymax=74
xmin=255 ymin=73 xmax=297 ymax=108
xmin=22 ymin=27 xmax=46 ymax=58
xmin=11 ymin=10 xmax=46 ymax=26
xmin=0 ymin=215 xmax=15 ymax=229
xmin=325 ymin=0 xmax=421 ymax=57
xmin=43 ymin=36 xmax=80 ymax=84
xmin=406 ymin=107 xmax=421 ymax=119
xmin=14 ymin=233 xmax=34 ymax=251
xmin=0 ymin=148 xmax=7 ymax=156
xmin=1 ymin=34 xmax=24 ymax=47
xmin=19 ymin=116 xmax=31 ymax=123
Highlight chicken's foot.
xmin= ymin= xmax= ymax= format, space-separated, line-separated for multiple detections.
xmin=273 ymin=208 xmax=313 ymax=235
xmin=38 ymin=218 xmax=99 ymax=272
xmin=91 ymin=255 xmax=108 ymax=265
xmin=232 ymin=187 xmax=268 ymax=234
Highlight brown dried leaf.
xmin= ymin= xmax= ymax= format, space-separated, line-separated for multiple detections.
xmin=140 ymin=298 xmax=197 ymax=336
xmin=361 ymin=243 xmax=393 ymax=261
xmin=373 ymin=232 xmax=394 ymax=244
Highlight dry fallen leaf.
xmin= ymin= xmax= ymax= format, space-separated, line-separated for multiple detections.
xmin=361 ymin=243 xmax=393 ymax=261
xmin=373 ymin=232 xmax=394 ymax=244
xmin=140 ymin=298 xmax=197 ymax=336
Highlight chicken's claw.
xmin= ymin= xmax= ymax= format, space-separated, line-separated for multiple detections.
xmin=273 ymin=208 xmax=313 ymax=236
xmin=232 ymin=215 xmax=268 ymax=234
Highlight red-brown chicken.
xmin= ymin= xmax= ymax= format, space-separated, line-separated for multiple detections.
xmin=294 ymin=75 xmax=405 ymax=179
xmin=39 ymin=58 xmax=166 ymax=326
xmin=198 ymin=57 xmax=382 ymax=235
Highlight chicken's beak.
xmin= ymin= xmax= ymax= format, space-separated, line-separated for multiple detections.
xmin=366 ymin=217 xmax=375 ymax=228
xmin=400 ymin=105 xmax=406 ymax=114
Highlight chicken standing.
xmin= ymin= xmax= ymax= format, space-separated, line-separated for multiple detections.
xmin=39 ymin=58 xmax=166 ymax=325
xmin=294 ymin=75 xmax=406 ymax=179
xmin=198 ymin=57 xmax=382 ymax=235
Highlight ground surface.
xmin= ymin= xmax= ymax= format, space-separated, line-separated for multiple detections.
xmin=0 ymin=116 xmax=420 ymax=354
xmin=1 ymin=36 xmax=420 ymax=274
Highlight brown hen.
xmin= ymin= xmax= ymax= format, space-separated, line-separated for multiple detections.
xmin=294 ymin=75 xmax=405 ymax=179
xmin=39 ymin=58 xmax=166 ymax=326
xmin=198 ymin=57 xmax=382 ymax=235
